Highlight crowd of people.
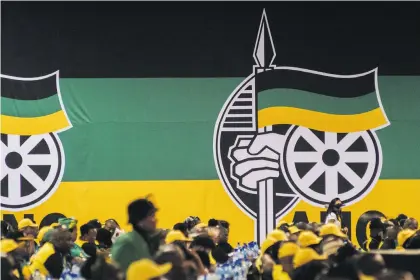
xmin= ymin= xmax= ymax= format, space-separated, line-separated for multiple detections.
xmin=1 ymin=196 xmax=419 ymax=280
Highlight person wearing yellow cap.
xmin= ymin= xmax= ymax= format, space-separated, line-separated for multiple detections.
xmin=1 ymin=239 xmax=30 ymax=279
xmin=126 ymin=259 xmax=172 ymax=280
xmin=18 ymin=218 xmax=38 ymax=239
xmin=319 ymin=223 xmax=348 ymax=256
xmin=397 ymin=229 xmax=416 ymax=250
xmin=319 ymin=223 xmax=348 ymax=240
xmin=255 ymin=237 xmax=279 ymax=273
xmin=278 ymin=242 xmax=300 ymax=275
xmin=293 ymin=247 xmax=326 ymax=269
xmin=297 ymin=231 xmax=322 ymax=253
xmin=36 ymin=226 xmax=52 ymax=246
xmin=287 ymin=226 xmax=301 ymax=242
xmin=267 ymin=229 xmax=288 ymax=243
xmin=165 ymin=230 xmax=192 ymax=244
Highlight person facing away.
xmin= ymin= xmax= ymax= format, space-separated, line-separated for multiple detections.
xmin=111 ymin=197 xmax=158 ymax=272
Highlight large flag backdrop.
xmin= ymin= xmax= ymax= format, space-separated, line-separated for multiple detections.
xmin=1 ymin=2 xmax=420 ymax=246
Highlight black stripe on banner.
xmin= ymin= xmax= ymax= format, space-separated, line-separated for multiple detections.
xmin=225 ymin=117 xmax=253 ymax=122
xmin=224 ymin=123 xmax=253 ymax=128
xmin=239 ymin=93 xmax=253 ymax=98
xmin=228 ymin=109 xmax=253 ymax=114
xmin=1 ymin=2 xmax=420 ymax=77
xmin=233 ymin=101 xmax=253 ymax=106
xmin=1 ymin=75 xmax=57 ymax=100
xmin=255 ymin=69 xmax=375 ymax=98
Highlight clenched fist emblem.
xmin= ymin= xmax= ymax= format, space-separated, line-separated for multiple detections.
xmin=228 ymin=133 xmax=286 ymax=191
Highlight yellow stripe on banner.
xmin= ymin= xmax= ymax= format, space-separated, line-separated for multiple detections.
xmin=258 ymin=107 xmax=387 ymax=133
xmin=2 ymin=180 xmax=419 ymax=247
xmin=1 ymin=111 xmax=70 ymax=135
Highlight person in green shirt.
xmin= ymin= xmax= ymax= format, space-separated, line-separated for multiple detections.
xmin=111 ymin=198 xmax=158 ymax=273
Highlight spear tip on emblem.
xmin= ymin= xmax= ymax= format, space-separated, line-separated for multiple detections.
xmin=253 ymin=9 xmax=276 ymax=68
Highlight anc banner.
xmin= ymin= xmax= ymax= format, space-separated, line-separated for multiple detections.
xmin=1 ymin=2 xmax=420 ymax=247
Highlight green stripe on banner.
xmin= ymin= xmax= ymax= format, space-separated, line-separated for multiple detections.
xmin=59 ymin=78 xmax=242 ymax=181
xmin=258 ymin=89 xmax=379 ymax=115
xmin=56 ymin=77 xmax=420 ymax=182
xmin=0 ymin=95 xmax=62 ymax=117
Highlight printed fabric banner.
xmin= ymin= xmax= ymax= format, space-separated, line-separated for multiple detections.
xmin=1 ymin=2 xmax=420 ymax=247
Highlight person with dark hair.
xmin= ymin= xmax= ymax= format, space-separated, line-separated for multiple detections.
xmin=88 ymin=219 xmax=102 ymax=229
xmin=77 ymin=223 xmax=97 ymax=247
xmin=219 ymin=220 xmax=230 ymax=231
xmin=111 ymin=197 xmax=158 ymax=272
xmin=208 ymin=218 xmax=219 ymax=227
xmin=324 ymin=198 xmax=345 ymax=231
xmin=173 ymin=223 xmax=188 ymax=238
xmin=190 ymin=235 xmax=216 ymax=253
xmin=80 ymin=243 xmax=99 ymax=279
xmin=96 ymin=228 xmax=113 ymax=249
xmin=396 ymin=214 xmax=408 ymax=228
xmin=184 ymin=216 xmax=200 ymax=231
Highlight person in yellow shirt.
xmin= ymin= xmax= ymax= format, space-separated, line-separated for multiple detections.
xmin=26 ymin=229 xmax=73 ymax=278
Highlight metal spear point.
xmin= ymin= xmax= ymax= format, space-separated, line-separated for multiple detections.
xmin=253 ymin=10 xmax=277 ymax=244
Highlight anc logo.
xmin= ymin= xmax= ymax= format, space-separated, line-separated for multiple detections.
xmin=1 ymin=71 xmax=71 ymax=211
xmin=213 ymin=10 xmax=390 ymax=243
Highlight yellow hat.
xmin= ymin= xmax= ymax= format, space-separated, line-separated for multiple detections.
xmin=267 ymin=230 xmax=288 ymax=242
xmin=288 ymin=226 xmax=300 ymax=235
xmin=272 ymin=264 xmax=291 ymax=280
xmin=397 ymin=229 xmax=416 ymax=247
xmin=319 ymin=224 xmax=347 ymax=239
xmin=276 ymin=220 xmax=289 ymax=228
xmin=359 ymin=274 xmax=376 ymax=280
xmin=260 ymin=237 xmax=278 ymax=255
xmin=297 ymin=231 xmax=322 ymax=248
xmin=278 ymin=242 xmax=300 ymax=259
xmin=293 ymin=248 xmax=326 ymax=268
xmin=18 ymin=218 xmax=38 ymax=230
xmin=126 ymin=259 xmax=172 ymax=280
xmin=37 ymin=226 xmax=52 ymax=243
xmin=1 ymin=239 xmax=19 ymax=254
xmin=165 ymin=230 xmax=192 ymax=244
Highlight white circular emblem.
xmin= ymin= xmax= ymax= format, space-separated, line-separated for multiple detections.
xmin=1 ymin=133 xmax=64 ymax=211
xmin=282 ymin=126 xmax=382 ymax=207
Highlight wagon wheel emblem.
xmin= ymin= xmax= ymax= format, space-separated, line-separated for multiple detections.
xmin=282 ymin=126 xmax=380 ymax=206
xmin=1 ymin=133 xmax=63 ymax=210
